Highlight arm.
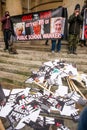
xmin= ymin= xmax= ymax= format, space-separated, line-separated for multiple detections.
xmin=68 ymin=14 xmax=76 ymax=23
xmin=1 ymin=15 xmax=10 ymax=23
xmin=77 ymin=14 xmax=83 ymax=24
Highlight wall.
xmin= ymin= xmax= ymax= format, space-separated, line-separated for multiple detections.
xmin=63 ymin=0 xmax=84 ymax=17
xmin=23 ymin=0 xmax=84 ymax=16
xmin=22 ymin=0 xmax=63 ymax=13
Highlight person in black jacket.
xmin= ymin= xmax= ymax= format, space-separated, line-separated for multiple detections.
xmin=68 ymin=4 xmax=83 ymax=54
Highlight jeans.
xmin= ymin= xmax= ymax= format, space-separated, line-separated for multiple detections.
xmin=51 ymin=39 xmax=61 ymax=52
xmin=3 ymin=29 xmax=11 ymax=49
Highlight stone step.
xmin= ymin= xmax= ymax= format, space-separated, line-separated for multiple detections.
xmin=0 ymin=48 xmax=87 ymax=70
xmin=0 ymin=47 xmax=87 ymax=59
xmin=0 ymin=41 xmax=87 ymax=88
xmin=1 ymin=40 xmax=87 ymax=52
xmin=0 ymin=51 xmax=87 ymax=70
xmin=0 ymin=70 xmax=27 ymax=87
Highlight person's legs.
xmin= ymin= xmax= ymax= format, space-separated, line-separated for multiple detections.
xmin=68 ymin=34 xmax=73 ymax=54
xmin=73 ymin=35 xmax=78 ymax=54
xmin=78 ymin=107 xmax=87 ymax=130
xmin=51 ymin=40 xmax=56 ymax=52
xmin=45 ymin=40 xmax=49 ymax=45
xmin=84 ymin=40 xmax=87 ymax=46
xmin=56 ymin=39 xmax=61 ymax=52
xmin=3 ymin=30 xmax=9 ymax=50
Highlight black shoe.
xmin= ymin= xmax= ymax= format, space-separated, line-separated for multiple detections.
xmin=9 ymin=51 xmax=18 ymax=54
xmin=4 ymin=48 xmax=8 ymax=51
xmin=84 ymin=44 xmax=87 ymax=47
xmin=79 ymin=44 xmax=84 ymax=47
xmin=45 ymin=43 xmax=49 ymax=46
xmin=73 ymin=52 xmax=77 ymax=55
xmin=67 ymin=51 xmax=72 ymax=54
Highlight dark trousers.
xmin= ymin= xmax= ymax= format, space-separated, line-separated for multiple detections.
xmin=45 ymin=40 xmax=49 ymax=45
xmin=68 ymin=34 xmax=79 ymax=53
xmin=3 ymin=29 xmax=11 ymax=49
xmin=51 ymin=39 xmax=61 ymax=52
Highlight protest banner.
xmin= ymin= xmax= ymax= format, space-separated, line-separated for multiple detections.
xmin=11 ymin=7 xmax=68 ymax=41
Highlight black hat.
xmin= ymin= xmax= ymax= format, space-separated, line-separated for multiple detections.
xmin=74 ymin=4 xmax=80 ymax=10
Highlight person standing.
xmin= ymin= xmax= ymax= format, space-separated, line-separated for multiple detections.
xmin=78 ymin=106 xmax=87 ymax=130
xmin=1 ymin=11 xmax=13 ymax=51
xmin=80 ymin=0 xmax=87 ymax=47
xmin=1 ymin=11 xmax=18 ymax=54
xmin=68 ymin=4 xmax=83 ymax=54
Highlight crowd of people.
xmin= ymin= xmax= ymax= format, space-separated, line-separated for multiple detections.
xmin=0 ymin=1 xmax=87 ymax=55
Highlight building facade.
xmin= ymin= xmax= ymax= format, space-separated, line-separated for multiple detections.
xmin=0 ymin=0 xmax=84 ymax=38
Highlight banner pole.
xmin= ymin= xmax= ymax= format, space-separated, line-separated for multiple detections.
xmin=28 ymin=0 xmax=30 ymax=13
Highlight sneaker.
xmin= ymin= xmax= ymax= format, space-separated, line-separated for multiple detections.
xmin=52 ymin=51 xmax=54 ymax=53
xmin=57 ymin=51 xmax=60 ymax=53
xmin=4 ymin=48 xmax=8 ymax=52
xmin=67 ymin=51 xmax=72 ymax=54
xmin=9 ymin=51 xmax=18 ymax=54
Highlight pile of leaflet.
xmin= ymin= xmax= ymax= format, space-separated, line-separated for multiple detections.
xmin=0 ymin=59 xmax=87 ymax=130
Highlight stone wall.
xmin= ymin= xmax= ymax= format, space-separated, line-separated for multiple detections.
xmin=63 ymin=0 xmax=84 ymax=17
xmin=0 ymin=1 xmax=3 ymax=39
xmin=23 ymin=0 xmax=84 ymax=16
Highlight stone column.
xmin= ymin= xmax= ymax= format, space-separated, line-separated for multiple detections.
xmin=6 ymin=0 xmax=22 ymax=16
xmin=0 ymin=1 xmax=2 ymax=38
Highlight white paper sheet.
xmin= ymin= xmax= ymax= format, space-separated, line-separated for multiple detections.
xmin=0 ymin=104 xmax=13 ymax=118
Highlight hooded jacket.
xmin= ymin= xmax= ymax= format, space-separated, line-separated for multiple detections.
xmin=68 ymin=13 xmax=83 ymax=35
